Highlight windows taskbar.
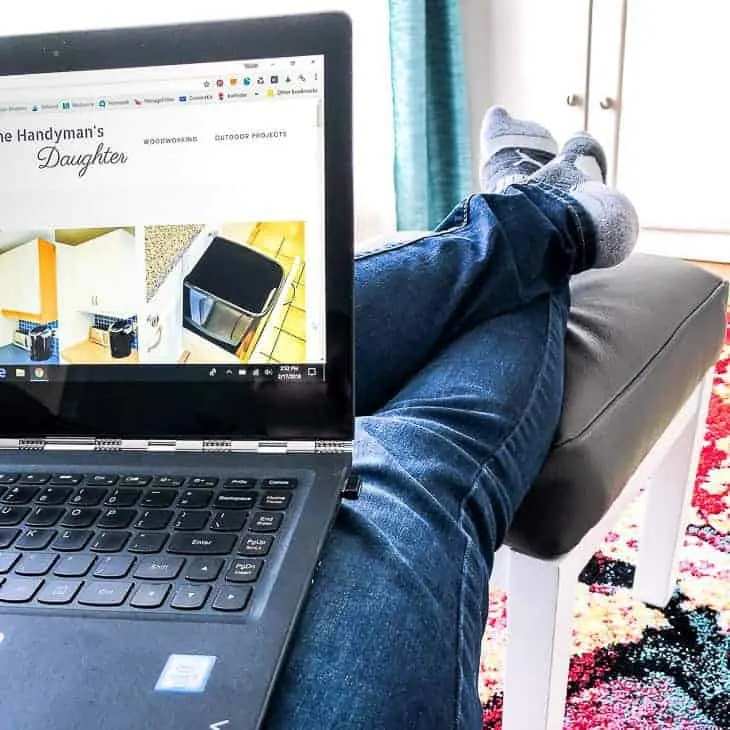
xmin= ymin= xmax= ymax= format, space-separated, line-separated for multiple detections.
xmin=0 ymin=363 xmax=326 ymax=383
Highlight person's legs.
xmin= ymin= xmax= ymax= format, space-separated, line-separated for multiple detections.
xmin=265 ymin=114 xmax=638 ymax=728
xmin=265 ymin=289 xmax=569 ymax=730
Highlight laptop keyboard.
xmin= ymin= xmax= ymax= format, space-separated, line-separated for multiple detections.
xmin=0 ymin=472 xmax=297 ymax=616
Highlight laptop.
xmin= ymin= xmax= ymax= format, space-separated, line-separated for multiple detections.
xmin=0 ymin=13 xmax=355 ymax=730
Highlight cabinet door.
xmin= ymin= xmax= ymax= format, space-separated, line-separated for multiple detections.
xmin=141 ymin=259 xmax=183 ymax=363
xmin=585 ymin=0 xmax=626 ymax=184
xmin=78 ymin=230 xmax=138 ymax=315
xmin=462 ymin=0 xmax=591 ymax=174
xmin=0 ymin=240 xmax=41 ymax=314
xmin=617 ymin=0 xmax=730 ymax=258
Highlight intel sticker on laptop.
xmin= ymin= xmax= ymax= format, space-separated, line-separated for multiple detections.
xmin=155 ymin=654 xmax=217 ymax=693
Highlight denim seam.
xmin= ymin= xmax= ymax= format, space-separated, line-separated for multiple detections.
xmin=454 ymin=525 xmax=478 ymax=730
xmin=453 ymin=294 xmax=564 ymax=728
xmin=477 ymin=294 xmax=563 ymax=504
xmin=354 ymin=196 xmax=473 ymax=261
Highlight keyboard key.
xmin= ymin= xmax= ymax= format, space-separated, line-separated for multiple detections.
xmin=226 ymin=558 xmax=263 ymax=583
xmin=134 ymin=556 xmax=184 ymax=581
xmin=167 ymin=533 xmax=237 ymax=556
xmin=69 ymin=488 xmax=107 ymax=507
xmin=19 ymin=474 xmax=51 ymax=485
xmin=16 ymin=528 xmax=56 ymax=550
xmin=52 ymin=529 xmax=93 ymax=552
xmin=35 ymin=487 xmax=73 ymax=505
xmin=189 ymin=477 xmax=218 ymax=488
xmin=86 ymin=475 xmax=118 ymax=487
xmin=134 ymin=510 xmax=173 ymax=530
xmin=260 ymin=492 xmax=292 ymax=510
xmin=90 ymin=531 xmax=130 ymax=553
xmin=53 ymin=554 xmax=95 ymax=577
xmin=1 ymin=486 xmax=39 ymax=505
xmin=15 ymin=553 xmax=58 ymax=576
xmin=173 ymin=511 xmax=210 ymax=531
xmin=185 ymin=557 xmax=224 ymax=582
xmin=152 ymin=476 xmax=184 ymax=488
xmin=93 ymin=555 xmax=135 ymax=578
xmin=0 ymin=528 xmax=19 ymax=549
xmin=97 ymin=509 xmax=136 ymax=529
xmin=37 ymin=579 xmax=82 ymax=605
xmin=120 ymin=475 xmax=152 ymax=487
xmin=0 ymin=552 xmax=20 ymax=573
xmin=0 ymin=577 xmax=42 ymax=602
xmin=130 ymin=583 xmax=170 ymax=609
xmin=225 ymin=478 xmax=256 ymax=489
xmin=61 ymin=508 xmax=100 ymax=529
xmin=249 ymin=512 xmax=283 ymax=533
xmin=170 ymin=584 xmax=210 ymax=610
xmin=78 ymin=581 xmax=132 ymax=607
xmin=0 ymin=505 xmax=29 ymax=526
xmin=26 ymin=506 xmax=64 ymax=527
xmin=104 ymin=488 xmax=141 ymax=507
xmin=214 ymin=491 xmax=256 ymax=510
xmin=128 ymin=532 xmax=167 ymax=554
xmin=49 ymin=475 xmax=83 ymax=486
xmin=0 ymin=474 xmax=19 ymax=485
xmin=140 ymin=490 xmax=176 ymax=508
xmin=210 ymin=511 xmax=247 ymax=532
xmin=177 ymin=490 xmax=213 ymax=509
xmin=213 ymin=585 xmax=252 ymax=612
xmin=262 ymin=478 xmax=298 ymax=489
xmin=239 ymin=534 xmax=274 ymax=557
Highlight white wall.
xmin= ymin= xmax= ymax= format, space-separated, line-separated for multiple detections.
xmin=1 ymin=0 xmax=397 ymax=241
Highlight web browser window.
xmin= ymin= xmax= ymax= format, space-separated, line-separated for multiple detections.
xmin=0 ymin=55 xmax=326 ymax=384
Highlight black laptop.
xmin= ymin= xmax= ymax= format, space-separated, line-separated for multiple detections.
xmin=0 ymin=13 xmax=355 ymax=730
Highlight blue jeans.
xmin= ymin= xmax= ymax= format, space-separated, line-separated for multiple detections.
xmin=266 ymin=183 xmax=594 ymax=729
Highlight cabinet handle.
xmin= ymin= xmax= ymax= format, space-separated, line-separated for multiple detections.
xmin=565 ymin=93 xmax=581 ymax=107
xmin=599 ymin=96 xmax=615 ymax=110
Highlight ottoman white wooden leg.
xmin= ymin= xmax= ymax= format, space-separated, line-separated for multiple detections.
xmin=634 ymin=371 xmax=714 ymax=608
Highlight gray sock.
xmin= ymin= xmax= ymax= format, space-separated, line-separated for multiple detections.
xmin=570 ymin=181 xmax=639 ymax=268
xmin=529 ymin=131 xmax=607 ymax=191
xmin=527 ymin=132 xmax=636 ymax=268
xmin=479 ymin=106 xmax=558 ymax=193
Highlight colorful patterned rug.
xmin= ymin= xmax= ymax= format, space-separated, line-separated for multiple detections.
xmin=480 ymin=316 xmax=730 ymax=729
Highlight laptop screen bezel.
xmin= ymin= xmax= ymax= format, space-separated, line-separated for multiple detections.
xmin=0 ymin=13 xmax=354 ymax=441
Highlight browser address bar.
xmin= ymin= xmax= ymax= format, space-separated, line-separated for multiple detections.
xmin=3 ymin=78 xmax=213 ymax=102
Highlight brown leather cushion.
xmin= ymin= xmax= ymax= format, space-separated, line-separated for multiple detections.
xmin=506 ymin=254 xmax=729 ymax=558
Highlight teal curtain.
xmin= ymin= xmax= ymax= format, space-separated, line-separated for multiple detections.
xmin=389 ymin=0 xmax=473 ymax=230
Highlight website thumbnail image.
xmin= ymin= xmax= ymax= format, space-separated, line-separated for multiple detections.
xmin=0 ymin=222 xmax=307 ymax=367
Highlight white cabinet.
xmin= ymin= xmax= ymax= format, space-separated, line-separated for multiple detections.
xmin=140 ymin=259 xmax=183 ymax=364
xmin=615 ymin=0 xmax=730 ymax=260
xmin=462 ymin=0 xmax=730 ymax=261
xmin=0 ymin=239 xmax=41 ymax=315
xmin=72 ymin=229 xmax=138 ymax=316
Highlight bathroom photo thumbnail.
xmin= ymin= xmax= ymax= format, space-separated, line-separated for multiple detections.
xmin=141 ymin=221 xmax=306 ymax=365
xmin=53 ymin=226 xmax=141 ymax=364
xmin=0 ymin=230 xmax=60 ymax=364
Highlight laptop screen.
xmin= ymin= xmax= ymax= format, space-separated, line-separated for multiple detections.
xmin=0 ymin=55 xmax=326 ymax=387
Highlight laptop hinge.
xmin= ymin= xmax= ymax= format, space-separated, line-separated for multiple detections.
xmin=0 ymin=438 xmax=354 ymax=454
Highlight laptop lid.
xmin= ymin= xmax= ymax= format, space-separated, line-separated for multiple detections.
xmin=0 ymin=13 xmax=354 ymax=443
